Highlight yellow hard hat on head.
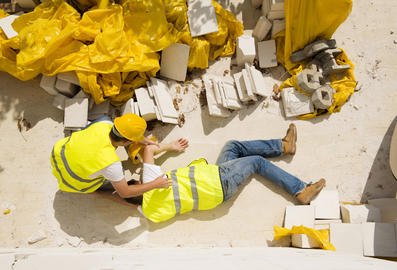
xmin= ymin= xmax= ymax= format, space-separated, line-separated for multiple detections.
xmin=113 ymin=114 xmax=147 ymax=141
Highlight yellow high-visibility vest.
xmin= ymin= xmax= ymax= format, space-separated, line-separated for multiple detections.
xmin=50 ymin=122 xmax=120 ymax=193
xmin=142 ymin=158 xmax=224 ymax=223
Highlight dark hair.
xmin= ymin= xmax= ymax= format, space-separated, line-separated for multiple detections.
xmin=109 ymin=125 xmax=130 ymax=143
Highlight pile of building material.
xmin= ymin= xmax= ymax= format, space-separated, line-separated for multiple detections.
xmin=251 ymin=0 xmax=286 ymax=40
xmin=283 ymin=190 xmax=397 ymax=258
xmin=187 ymin=0 xmax=219 ymax=37
xmin=122 ymin=78 xmax=180 ymax=125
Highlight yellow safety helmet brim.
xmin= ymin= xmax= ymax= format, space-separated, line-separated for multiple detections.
xmin=114 ymin=113 xmax=147 ymax=142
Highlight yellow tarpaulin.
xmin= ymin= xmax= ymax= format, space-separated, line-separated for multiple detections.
xmin=0 ymin=0 xmax=243 ymax=105
xmin=275 ymin=0 xmax=356 ymax=119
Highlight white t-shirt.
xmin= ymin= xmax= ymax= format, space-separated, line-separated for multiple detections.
xmin=90 ymin=161 xmax=124 ymax=182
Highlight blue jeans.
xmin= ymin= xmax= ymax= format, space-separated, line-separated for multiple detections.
xmin=217 ymin=140 xmax=307 ymax=201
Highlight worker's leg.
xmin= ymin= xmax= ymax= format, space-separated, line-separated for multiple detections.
xmin=216 ymin=139 xmax=283 ymax=164
xmin=218 ymin=155 xmax=306 ymax=201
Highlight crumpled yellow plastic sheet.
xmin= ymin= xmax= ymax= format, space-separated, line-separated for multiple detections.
xmin=275 ymin=0 xmax=356 ymax=119
xmin=0 ymin=0 xmax=243 ymax=105
xmin=273 ymin=225 xmax=336 ymax=251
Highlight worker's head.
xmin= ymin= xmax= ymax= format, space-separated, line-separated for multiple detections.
xmin=110 ymin=114 xmax=147 ymax=145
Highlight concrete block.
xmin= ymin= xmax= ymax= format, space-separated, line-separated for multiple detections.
xmin=52 ymin=94 xmax=67 ymax=110
xmin=280 ymin=87 xmax=314 ymax=118
xmin=212 ymin=78 xmax=223 ymax=104
xmin=0 ymin=14 xmax=18 ymax=39
xmin=233 ymin=72 xmax=251 ymax=102
xmin=362 ymin=222 xmax=397 ymax=257
xmin=187 ymin=3 xmax=218 ymax=37
xmin=284 ymin=205 xmax=315 ymax=229
xmin=219 ymin=80 xmax=242 ymax=110
xmin=57 ymin=72 xmax=80 ymax=86
xmin=246 ymin=63 xmax=269 ymax=97
xmin=296 ymin=69 xmax=323 ymax=94
xmin=261 ymin=0 xmax=271 ymax=16
xmin=330 ymin=223 xmax=363 ymax=255
xmin=150 ymin=78 xmax=178 ymax=119
xmin=314 ymin=219 xmax=342 ymax=231
xmin=251 ymin=0 xmax=262 ymax=9
xmin=252 ymin=16 xmax=272 ymax=41
xmin=55 ymin=78 xmax=79 ymax=98
xmin=291 ymin=39 xmax=337 ymax=63
xmin=134 ymin=87 xmax=157 ymax=121
xmin=257 ymin=40 xmax=278 ymax=68
xmin=271 ymin=19 xmax=285 ymax=37
xmin=64 ymin=98 xmax=89 ymax=129
xmin=311 ymin=85 xmax=334 ymax=110
xmin=40 ymin=75 xmax=58 ymax=96
xmin=271 ymin=2 xmax=284 ymax=11
xmin=203 ymin=75 xmax=231 ymax=118
xmin=74 ymin=90 xmax=89 ymax=99
xmin=134 ymin=102 xmax=140 ymax=116
xmin=292 ymin=234 xmax=321 ymax=249
xmin=310 ymin=190 xmax=340 ymax=220
xmin=368 ymin=198 xmax=397 ymax=223
xmin=236 ymin=35 xmax=256 ymax=66
xmin=267 ymin=10 xmax=284 ymax=20
xmin=241 ymin=69 xmax=257 ymax=101
xmin=341 ymin=204 xmax=381 ymax=224
xmin=88 ymin=100 xmax=110 ymax=121
xmin=121 ymin=98 xmax=135 ymax=115
xmin=160 ymin=43 xmax=190 ymax=82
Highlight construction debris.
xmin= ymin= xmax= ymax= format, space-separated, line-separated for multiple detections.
xmin=160 ymin=43 xmax=190 ymax=82
xmin=284 ymin=205 xmax=315 ymax=229
xmin=362 ymin=222 xmax=397 ymax=257
xmin=330 ymin=223 xmax=363 ymax=254
xmin=280 ymin=87 xmax=314 ymax=118
xmin=64 ymin=98 xmax=89 ymax=130
xmin=0 ymin=14 xmax=19 ymax=39
xmin=187 ymin=0 xmax=219 ymax=37
xmin=311 ymin=85 xmax=334 ymax=110
xmin=290 ymin=39 xmax=337 ymax=63
xmin=257 ymin=40 xmax=278 ymax=68
xmin=310 ymin=190 xmax=341 ymax=220
xmin=340 ymin=204 xmax=381 ymax=224
xmin=252 ymin=16 xmax=272 ymax=41
xmin=27 ymin=230 xmax=47 ymax=245
xmin=236 ymin=35 xmax=256 ymax=66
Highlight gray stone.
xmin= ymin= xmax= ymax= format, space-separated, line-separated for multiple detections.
xmin=296 ymin=69 xmax=323 ymax=94
xmin=315 ymin=48 xmax=350 ymax=75
xmin=290 ymin=39 xmax=336 ymax=63
xmin=311 ymin=85 xmax=334 ymax=110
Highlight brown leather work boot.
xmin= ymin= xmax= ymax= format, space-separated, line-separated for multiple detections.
xmin=282 ymin=123 xmax=297 ymax=155
xmin=296 ymin=178 xmax=326 ymax=205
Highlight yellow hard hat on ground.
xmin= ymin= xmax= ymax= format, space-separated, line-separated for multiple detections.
xmin=113 ymin=114 xmax=147 ymax=141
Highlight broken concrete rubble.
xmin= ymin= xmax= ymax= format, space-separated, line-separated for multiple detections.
xmin=290 ymin=39 xmax=337 ymax=63
xmin=245 ymin=63 xmax=269 ymax=97
xmin=311 ymin=85 xmax=334 ymax=110
xmin=202 ymin=75 xmax=231 ymax=118
xmin=233 ymin=72 xmax=251 ymax=102
xmin=134 ymin=87 xmax=157 ymax=121
xmin=187 ymin=0 xmax=218 ymax=37
xmin=296 ymin=69 xmax=323 ymax=94
xmin=252 ymin=16 xmax=272 ymax=41
xmin=150 ymin=78 xmax=179 ymax=124
xmin=315 ymin=48 xmax=351 ymax=75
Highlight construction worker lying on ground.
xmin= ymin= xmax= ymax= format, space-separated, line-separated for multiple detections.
xmin=136 ymin=124 xmax=326 ymax=223
xmin=51 ymin=113 xmax=171 ymax=197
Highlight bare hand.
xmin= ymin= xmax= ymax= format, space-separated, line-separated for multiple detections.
xmin=169 ymin=138 xmax=189 ymax=152
xmin=154 ymin=175 xmax=172 ymax=189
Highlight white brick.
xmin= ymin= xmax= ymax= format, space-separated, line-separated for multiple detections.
xmin=219 ymin=80 xmax=242 ymax=110
xmin=261 ymin=0 xmax=271 ymax=16
xmin=271 ymin=2 xmax=284 ymax=11
xmin=64 ymin=98 xmax=89 ymax=129
xmin=236 ymin=35 xmax=256 ymax=66
xmin=284 ymin=205 xmax=315 ymax=229
xmin=0 ymin=14 xmax=18 ymax=39
xmin=150 ymin=78 xmax=178 ymax=119
xmin=246 ymin=63 xmax=270 ymax=97
xmin=252 ymin=16 xmax=272 ymax=41
xmin=280 ymin=87 xmax=314 ymax=117
xmin=57 ymin=72 xmax=80 ymax=86
xmin=340 ymin=204 xmax=381 ymax=224
xmin=121 ymin=98 xmax=135 ymax=115
xmin=134 ymin=87 xmax=157 ymax=121
xmin=362 ymin=222 xmax=397 ymax=257
xmin=271 ymin=19 xmax=285 ymax=37
xmin=314 ymin=219 xmax=342 ymax=230
xmin=55 ymin=78 xmax=79 ymax=97
xmin=251 ymin=0 xmax=262 ymax=8
xmin=160 ymin=43 xmax=190 ymax=82
xmin=291 ymin=234 xmax=321 ymax=249
xmin=202 ymin=75 xmax=231 ymax=118
xmin=233 ymin=72 xmax=250 ymax=102
xmin=267 ymin=10 xmax=285 ymax=20
xmin=88 ymin=100 xmax=110 ymax=121
xmin=330 ymin=223 xmax=363 ymax=255
xmin=257 ymin=39 xmax=278 ymax=68
xmin=40 ymin=75 xmax=58 ymax=96
xmin=368 ymin=198 xmax=397 ymax=223
xmin=134 ymin=102 xmax=140 ymax=116
xmin=187 ymin=4 xmax=218 ymax=37
xmin=241 ymin=69 xmax=257 ymax=101
xmin=310 ymin=190 xmax=341 ymax=220
xmin=212 ymin=79 xmax=223 ymax=104
xmin=52 ymin=94 xmax=67 ymax=110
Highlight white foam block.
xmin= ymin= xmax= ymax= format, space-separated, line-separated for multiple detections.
xmin=246 ymin=63 xmax=269 ymax=97
xmin=202 ymin=75 xmax=231 ymax=118
xmin=330 ymin=223 xmax=363 ymax=255
xmin=64 ymin=98 xmax=89 ymax=128
xmin=0 ymin=15 xmax=18 ymax=39
xmin=121 ymin=98 xmax=135 ymax=115
xmin=236 ymin=35 xmax=256 ymax=66
xmin=252 ymin=16 xmax=272 ymax=41
xmin=150 ymin=78 xmax=178 ymax=119
xmin=284 ymin=205 xmax=315 ymax=229
xmin=134 ymin=87 xmax=157 ymax=121
xmin=241 ymin=69 xmax=257 ymax=101
xmin=257 ymin=39 xmax=278 ymax=68
xmin=233 ymin=72 xmax=250 ymax=102
xmin=281 ymin=87 xmax=314 ymax=118
xmin=160 ymin=43 xmax=190 ymax=82
xmin=40 ymin=75 xmax=58 ymax=96
xmin=219 ymin=80 xmax=242 ymax=110
xmin=341 ymin=204 xmax=381 ymax=224
xmin=187 ymin=4 xmax=218 ymax=37
xmin=362 ymin=222 xmax=397 ymax=257
xmin=310 ymin=190 xmax=341 ymax=220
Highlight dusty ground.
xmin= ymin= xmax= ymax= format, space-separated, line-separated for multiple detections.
xmin=0 ymin=0 xmax=396 ymax=249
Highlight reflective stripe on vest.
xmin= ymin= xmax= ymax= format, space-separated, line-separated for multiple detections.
xmin=170 ymin=166 xmax=199 ymax=215
xmin=51 ymin=137 xmax=105 ymax=193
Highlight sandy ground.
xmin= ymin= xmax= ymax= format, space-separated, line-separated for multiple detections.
xmin=0 ymin=0 xmax=396 ymax=249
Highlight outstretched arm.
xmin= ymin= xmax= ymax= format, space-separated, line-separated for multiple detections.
xmin=143 ymin=138 xmax=189 ymax=164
